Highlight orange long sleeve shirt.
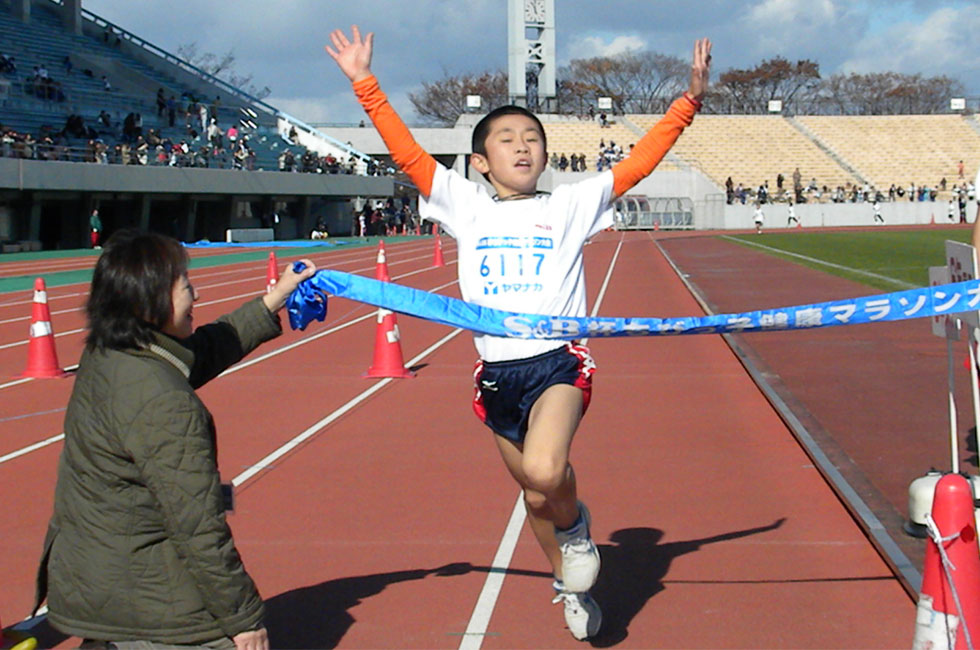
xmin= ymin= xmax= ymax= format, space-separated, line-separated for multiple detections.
xmin=352 ymin=74 xmax=700 ymax=200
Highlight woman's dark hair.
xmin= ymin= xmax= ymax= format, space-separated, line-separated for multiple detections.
xmin=471 ymin=105 xmax=547 ymax=157
xmin=86 ymin=229 xmax=188 ymax=351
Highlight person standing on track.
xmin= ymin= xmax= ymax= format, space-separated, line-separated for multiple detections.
xmin=753 ymin=202 xmax=765 ymax=234
xmin=33 ymin=230 xmax=315 ymax=650
xmin=326 ymin=25 xmax=711 ymax=641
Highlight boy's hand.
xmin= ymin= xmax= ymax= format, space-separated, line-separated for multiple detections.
xmin=325 ymin=25 xmax=374 ymax=83
xmin=688 ymin=38 xmax=712 ymax=101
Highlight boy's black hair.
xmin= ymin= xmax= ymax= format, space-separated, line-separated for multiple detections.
xmin=471 ymin=105 xmax=547 ymax=157
xmin=86 ymin=229 xmax=188 ymax=351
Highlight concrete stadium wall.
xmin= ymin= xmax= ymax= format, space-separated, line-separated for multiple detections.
xmin=0 ymin=157 xmax=392 ymax=196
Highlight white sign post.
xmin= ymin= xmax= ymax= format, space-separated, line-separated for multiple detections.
xmin=931 ymin=265 xmax=961 ymax=469
xmin=946 ymin=240 xmax=980 ymax=470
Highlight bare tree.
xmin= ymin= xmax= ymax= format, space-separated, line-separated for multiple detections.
xmin=177 ymin=42 xmax=271 ymax=100
xmin=817 ymin=71 xmax=963 ymax=115
xmin=712 ymin=57 xmax=821 ymax=114
xmin=408 ymin=70 xmax=509 ymax=126
xmin=558 ymin=51 xmax=686 ymax=114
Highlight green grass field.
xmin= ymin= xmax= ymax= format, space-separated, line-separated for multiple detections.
xmin=724 ymin=228 xmax=974 ymax=292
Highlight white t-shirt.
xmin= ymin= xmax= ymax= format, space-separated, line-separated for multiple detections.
xmin=421 ymin=165 xmax=615 ymax=362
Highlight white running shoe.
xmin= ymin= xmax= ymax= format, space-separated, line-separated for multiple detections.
xmin=555 ymin=501 xmax=600 ymax=593
xmin=552 ymin=583 xmax=602 ymax=641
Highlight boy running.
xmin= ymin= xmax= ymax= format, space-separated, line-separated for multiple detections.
xmin=326 ymin=26 xmax=711 ymax=641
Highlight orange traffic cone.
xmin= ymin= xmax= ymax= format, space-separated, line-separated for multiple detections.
xmin=266 ymin=251 xmax=279 ymax=294
xmin=375 ymin=240 xmax=391 ymax=282
xmin=19 ymin=278 xmax=67 ymax=379
xmin=913 ymin=473 xmax=980 ymax=649
xmin=364 ymin=309 xmax=413 ymax=378
xmin=433 ymin=233 xmax=445 ymax=268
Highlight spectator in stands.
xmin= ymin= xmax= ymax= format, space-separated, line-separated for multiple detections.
xmin=940 ymin=177 xmax=947 ymax=191
xmin=207 ymin=119 xmax=223 ymax=149
xmin=167 ymin=95 xmax=177 ymax=128
xmin=549 ymin=152 xmax=558 ymax=169
xmin=0 ymin=53 xmax=15 ymax=75
xmin=199 ymin=103 xmax=209 ymax=134
xmin=725 ymin=176 xmax=734 ymax=204
xmin=558 ymin=153 xmax=568 ymax=171
xmin=599 ymin=111 xmax=608 ymax=127
xmin=959 ymin=160 xmax=965 ymax=179
xmin=776 ymin=172 xmax=784 ymax=192
xmin=156 ymin=88 xmax=166 ymax=117
xmin=102 ymin=75 xmax=112 ymax=92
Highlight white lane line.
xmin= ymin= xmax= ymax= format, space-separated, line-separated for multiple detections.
xmin=0 ymin=433 xmax=65 ymax=464
xmin=231 ymin=327 xmax=464 ymax=487
xmin=721 ymin=235 xmax=916 ymax=289
xmin=458 ymin=495 xmax=527 ymax=650
xmin=457 ymin=236 xmax=623 ymax=648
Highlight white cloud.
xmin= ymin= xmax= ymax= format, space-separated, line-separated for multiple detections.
xmin=840 ymin=6 xmax=980 ymax=78
xmin=571 ymin=34 xmax=648 ymax=59
xmin=738 ymin=0 xmax=846 ymax=56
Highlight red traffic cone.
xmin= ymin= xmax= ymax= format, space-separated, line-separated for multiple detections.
xmin=19 ymin=278 xmax=68 ymax=379
xmin=913 ymin=473 xmax=980 ymax=649
xmin=266 ymin=251 xmax=279 ymax=294
xmin=433 ymin=233 xmax=445 ymax=268
xmin=375 ymin=240 xmax=391 ymax=282
xmin=364 ymin=309 xmax=413 ymax=378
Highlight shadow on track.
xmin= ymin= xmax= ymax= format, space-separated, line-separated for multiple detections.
xmin=588 ymin=518 xmax=787 ymax=647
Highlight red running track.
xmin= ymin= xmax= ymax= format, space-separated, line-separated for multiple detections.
xmin=0 ymin=232 xmax=912 ymax=648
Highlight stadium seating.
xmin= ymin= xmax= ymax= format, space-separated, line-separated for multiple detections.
xmin=796 ymin=114 xmax=980 ymax=198
xmin=0 ymin=1 xmax=315 ymax=171
xmin=629 ymin=113 xmax=860 ymax=199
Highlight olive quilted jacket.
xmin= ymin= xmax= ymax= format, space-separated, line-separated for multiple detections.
xmin=35 ymin=297 xmax=279 ymax=643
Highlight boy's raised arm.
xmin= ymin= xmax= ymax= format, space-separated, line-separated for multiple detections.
xmin=610 ymin=38 xmax=712 ymax=200
xmin=326 ymin=26 xmax=436 ymax=197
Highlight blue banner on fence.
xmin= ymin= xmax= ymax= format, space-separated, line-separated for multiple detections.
xmin=286 ymin=269 xmax=980 ymax=339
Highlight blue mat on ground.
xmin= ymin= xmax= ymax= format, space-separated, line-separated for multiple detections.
xmin=184 ymin=240 xmax=353 ymax=249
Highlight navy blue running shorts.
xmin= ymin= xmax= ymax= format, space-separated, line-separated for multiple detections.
xmin=472 ymin=342 xmax=595 ymax=443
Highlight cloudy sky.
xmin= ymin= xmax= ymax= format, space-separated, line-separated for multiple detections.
xmin=81 ymin=0 xmax=980 ymax=124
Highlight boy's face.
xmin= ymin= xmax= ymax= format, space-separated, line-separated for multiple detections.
xmin=471 ymin=114 xmax=546 ymax=198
